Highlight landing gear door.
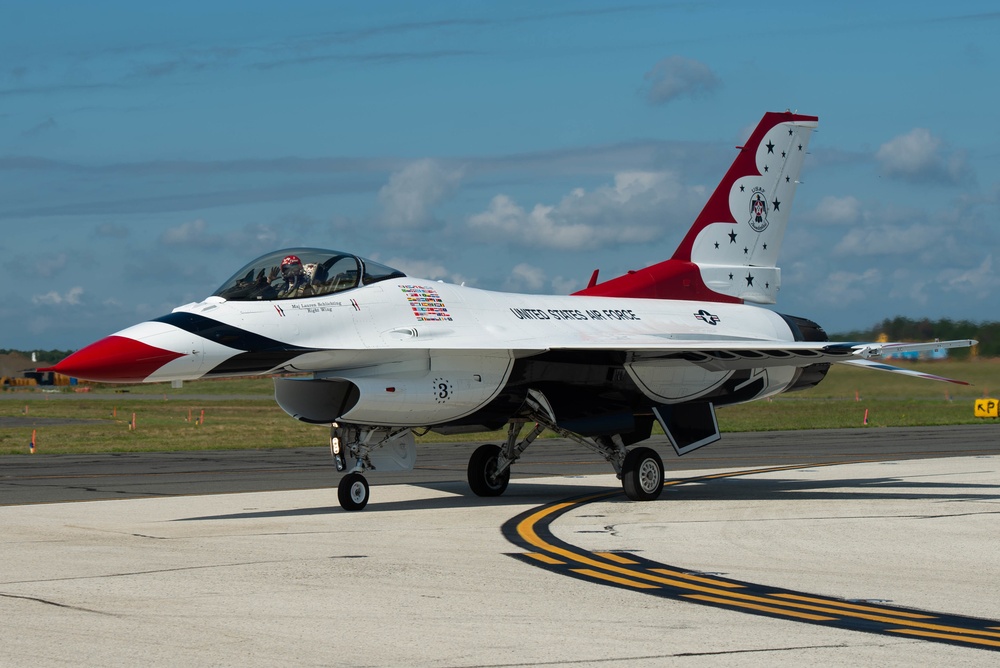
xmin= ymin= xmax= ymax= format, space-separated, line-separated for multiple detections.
xmin=652 ymin=402 xmax=721 ymax=456
xmin=367 ymin=431 xmax=417 ymax=472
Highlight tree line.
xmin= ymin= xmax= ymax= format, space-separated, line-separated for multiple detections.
xmin=832 ymin=317 xmax=999 ymax=358
xmin=0 ymin=349 xmax=74 ymax=365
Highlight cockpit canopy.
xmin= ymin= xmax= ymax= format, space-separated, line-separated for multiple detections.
xmin=213 ymin=248 xmax=406 ymax=301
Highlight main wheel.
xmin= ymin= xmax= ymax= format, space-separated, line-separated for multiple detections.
xmin=621 ymin=447 xmax=664 ymax=501
xmin=338 ymin=472 xmax=370 ymax=511
xmin=467 ymin=444 xmax=511 ymax=497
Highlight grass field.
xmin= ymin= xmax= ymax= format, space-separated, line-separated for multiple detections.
xmin=2 ymin=359 xmax=997 ymax=456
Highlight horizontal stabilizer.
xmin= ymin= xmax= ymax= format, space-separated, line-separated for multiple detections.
xmin=867 ymin=339 xmax=977 ymax=357
xmin=837 ymin=359 xmax=971 ymax=386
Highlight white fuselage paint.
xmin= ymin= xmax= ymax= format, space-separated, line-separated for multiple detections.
xmin=126 ymin=278 xmax=805 ymax=425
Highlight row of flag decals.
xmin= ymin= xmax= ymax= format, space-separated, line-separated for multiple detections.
xmin=400 ymin=285 xmax=453 ymax=322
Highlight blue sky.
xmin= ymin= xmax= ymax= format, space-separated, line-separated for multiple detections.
xmin=3 ymin=1 xmax=999 ymax=350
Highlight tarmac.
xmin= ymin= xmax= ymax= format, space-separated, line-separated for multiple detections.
xmin=2 ymin=452 xmax=999 ymax=666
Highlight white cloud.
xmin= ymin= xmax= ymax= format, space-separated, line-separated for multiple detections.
xmin=36 ymin=252 xmax=68 ymax=278
xmin=32 ymin=286 xmax=84 ymax=306
xmin=815 ymin=269 xmax=881 ymax=306
xmin=504 ymin=263 xmax=546 ymax=292
xmin=940 ymin=255 xmax=995 ymax=295
xmin=875 ymin=128 xmax=970 ymax=185
xmin=833 ymin=223 xmax=940 ymax=256
xmin=813 ymin=195 xmax=862 ymax=225
xmin=224 ymin=223 xmax=280 ymax=251
xmin=93 ymin=223 xmax=129 ymax=239
xmin=888 ymin=268 xmax=930 ymax=306
xmin=500 ymin=264 xmax=582 ymax=295
xmin=781 ymin=259 xmax=821 ymax=289
xmin=550 ymin=276 xmax=581 ymax=295
xmin=160 ymin=218 xmax=218 ymax=245
xmin=641 ymin=56 xmax=720 ymax=106
xmin=376 ymin=159 xmax=463 ymax=229
xmin=383 ymin=257 xmax=467 ymax=285
xmin=468 ymin=171 xmax=689 ymax=251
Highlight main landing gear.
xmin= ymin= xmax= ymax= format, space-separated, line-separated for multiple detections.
xmin=464 ymin=389 xmax=665 ymax=503
xmin=467 ymin=443 xmax=511 ymax=497
xmin=330 ymin=389 xmax=668 ymax=511
xmin=620 ymin=446 xmax=664 ymax=501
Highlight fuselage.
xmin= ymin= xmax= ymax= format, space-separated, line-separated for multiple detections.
xmin=71 ymin=277 xmax=802 ymax=383
xmin=50 ymin=274 xmax=831 ymax=437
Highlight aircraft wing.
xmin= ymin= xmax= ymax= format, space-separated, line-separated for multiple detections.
xmin=538 ymin=338 xmax=976 ymax=384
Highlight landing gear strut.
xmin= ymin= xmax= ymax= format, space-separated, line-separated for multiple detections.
xmin=330 ymin=423 xmax=413 ymax=511
xmin=464 ymin=389 xmax=667 ymax=502
xmin=466 ymin=418 xmax=544 ymax=498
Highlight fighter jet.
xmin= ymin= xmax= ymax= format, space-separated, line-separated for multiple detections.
xmin=44 ymin=111 xmax=974 ymax=511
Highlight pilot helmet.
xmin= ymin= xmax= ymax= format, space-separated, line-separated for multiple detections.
xmin=280 ymin=255 xmax=304 ymax=278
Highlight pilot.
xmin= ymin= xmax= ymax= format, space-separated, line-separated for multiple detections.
xmin=275 ymin=255 xmax=313 ymax=298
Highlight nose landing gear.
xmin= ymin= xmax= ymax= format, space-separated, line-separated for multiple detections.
xmin=330 ymin=423 xmax=414 ymax=511
xmin=338 ymin=472 xmax=370 ymax=511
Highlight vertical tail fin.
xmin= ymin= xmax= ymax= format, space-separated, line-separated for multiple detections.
xmin=575 ymin=111 xmax=818 ymax=304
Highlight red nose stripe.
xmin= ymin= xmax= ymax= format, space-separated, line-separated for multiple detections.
xmin=40 ymin=336 xmax=187 ymax=383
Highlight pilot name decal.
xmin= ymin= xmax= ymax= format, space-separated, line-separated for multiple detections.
xmin=289 ymin=299 xmax=348 ymax=314
xmin=748 ymin=186 xmax=769 ymax=232
xmin=510 ymin=308 xmax=640 ymax=322
xmin=400 ymin=285 xmax=453 ymax=322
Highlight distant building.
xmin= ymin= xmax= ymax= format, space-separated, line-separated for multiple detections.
xmin=0 ymin=353 xmax=75 ymax=387
xmin=879 ymin=333 xmax=950 ymax=361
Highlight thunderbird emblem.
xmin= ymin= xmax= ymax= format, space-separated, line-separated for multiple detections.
xmin=748 ymin=187 xmax=769 ymax=232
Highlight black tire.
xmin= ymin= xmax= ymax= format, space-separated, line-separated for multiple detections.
xmin=338 ymin=472 xmax=370 ymax=511
xmin=621 ymin=447 xmax=664 ymax=501
xmin=467 ymin=444 xmax=511 ymax=497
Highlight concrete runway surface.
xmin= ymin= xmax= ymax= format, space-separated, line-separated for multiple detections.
xmin=2 ymin=426 xmax=1000 ymax=666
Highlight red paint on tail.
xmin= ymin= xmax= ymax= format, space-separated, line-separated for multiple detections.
xmin=574 ymin=111 xmax=818 ymax=302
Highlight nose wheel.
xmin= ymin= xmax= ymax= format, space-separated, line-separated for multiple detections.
xmin=338 ymin=472 xmax=370 ymax=511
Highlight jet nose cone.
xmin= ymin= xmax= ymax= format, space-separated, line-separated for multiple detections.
xmin=42 ymin=335 xmax=187 ymax=383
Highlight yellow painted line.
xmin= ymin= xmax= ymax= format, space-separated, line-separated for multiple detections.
xmin=708 ymin=591 xmax=1000 ymax=638
xmin=517 ymin=521 xmax=741 ymax=594
xmin=517 ymin=490 xmax=871 ymax=606
xmin=559 ymin=542 xmax=1000 ymax=639
xmin=594 ymin=552 xmax=639 ymax=565
xmin=772 ymin=593 xmax=935 ymax=619
xmin=684 ymin=594 xmax=836 ymax=622
xmin=514 ymin=466 xmax=1000 ymax=649
xmin=516 ymin=485 xmax=837 ymax=597
xmin=660 ymin=461 xmax=872 ymax=489
xmin=890 ymin=629 xmax=1000 ymax=648
xmin=571 ymin=569 xmax=659 ymax=590
xmin=648 ymin=568 xmax=744 ymax=589
xmin=524 ymin=552 xmax=565 ymax=565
